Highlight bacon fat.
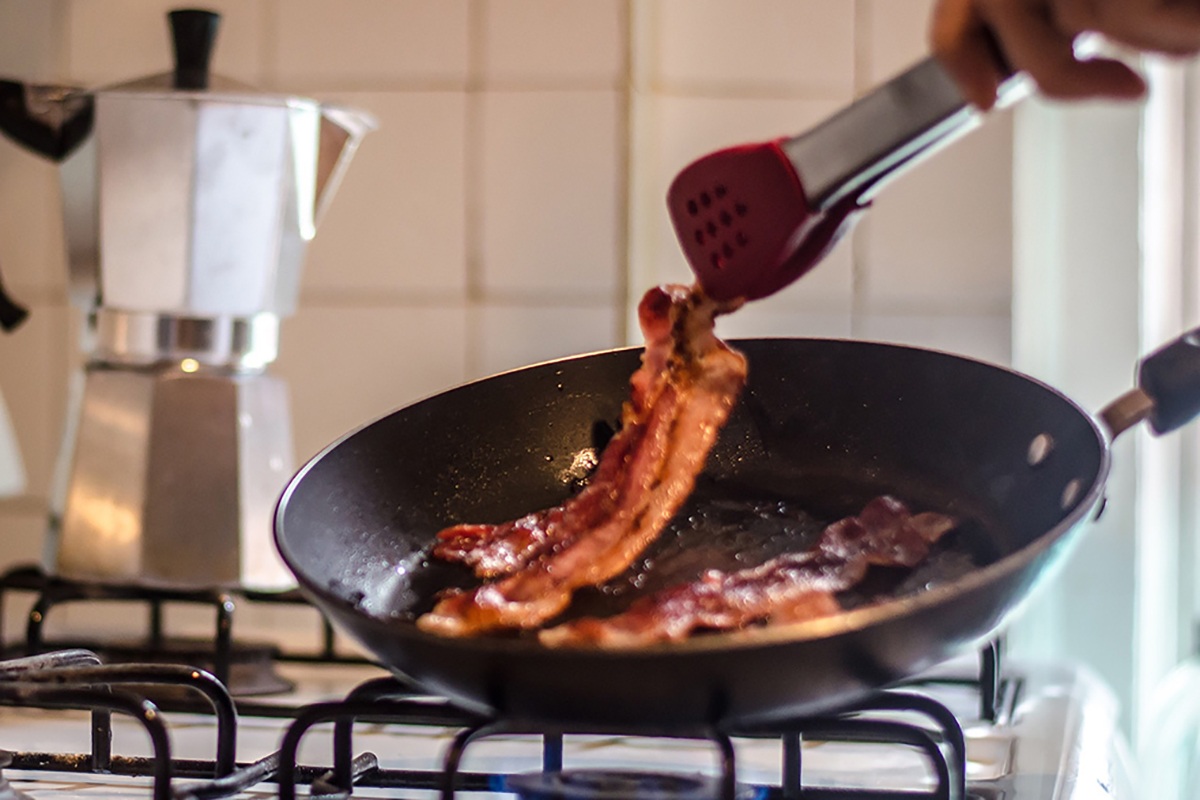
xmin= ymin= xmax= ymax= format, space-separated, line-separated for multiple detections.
xmin=417 ymin=285 xmax=748 ymax=637
xmin=538 ymin=497 xmax=957 ymax=648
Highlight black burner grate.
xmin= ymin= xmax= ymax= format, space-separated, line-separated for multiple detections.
xmin=0 ymin=643 xmax=1008 ymax=800
xmin=0 ymin=564 xmax=370 ymax=694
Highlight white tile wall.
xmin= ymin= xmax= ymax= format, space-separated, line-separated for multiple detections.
xmin=276 ymin=304 xmax=469 ymax=463
xmin=302 ymin=91 xmax=469 ymax=299
xmin=480 ymin=90 xmax=623 ymax=298
xmin=0 ymin=509 xmax=43 ymax=635
xmin=66 ymin=0 xmax=266 ymax=85
xmin=269 ymin=0 xmax=470 ymax=88
xmin=482 ymin=0 xmax=625 ymax=86
xmin=0 ymin=303 xmax=70 ymax=498
xmin=476 ymin=302 xmax=619 ymax=376
xmin=0 ymin=509 xmax=51 ymax=564
xmin=651 ymin=0 xmax=855 ymax=95
xmin=857 ymin=110 xmax=1015 ymax=315
xmin=714 ymin=299 xmax=854 ymax=340
xmin=861 ymin=0 xmax=937 ymax=84
xmin=0 ymin=1 xmax=1016 ymax=642
xmin=857 ymin=312 xmax=1012 ymax=364
xmin=0 ymin=137 xmax=66 ymax=301
xmin=0 ymin=0 xmax=64 ymax=80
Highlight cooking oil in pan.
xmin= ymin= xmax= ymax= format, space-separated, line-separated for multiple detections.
xmin=394 ymin=469 xmax=1002 ymax=628
xmin=560 ymin=472 xmax=997 ymax=624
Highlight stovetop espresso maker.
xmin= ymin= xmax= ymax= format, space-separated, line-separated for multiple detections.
xmin=0 ymin=9 xmax=374 ymax=589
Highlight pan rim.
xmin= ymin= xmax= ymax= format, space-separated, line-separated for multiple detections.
xmin=274 ymin=336 xmax=1112 ymax=657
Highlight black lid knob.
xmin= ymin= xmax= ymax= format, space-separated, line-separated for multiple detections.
xmin=168 ymin=9 xmax=220 ymax=90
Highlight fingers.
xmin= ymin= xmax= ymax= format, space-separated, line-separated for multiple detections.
xmin=1100 ymin=4 xmax=1200 ymax=55
xmin=982 ymin=0 xmax=1146 ymax=101
xmin=931 ymin=0 xmax=1147 ymax=108
xmin=1057 ymin=0 xmax=1200 ymax=54
xmin=1051 ymin=0 xmax=1096 ymax=37
xmin=930 ymin=0 xmax=1008 ymax=109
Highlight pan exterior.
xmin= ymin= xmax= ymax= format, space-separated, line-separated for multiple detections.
xmin=315 ymin=518 xmax=1087 ymax=728
xmin=275 ymin=338 xmax=1109 ymax=728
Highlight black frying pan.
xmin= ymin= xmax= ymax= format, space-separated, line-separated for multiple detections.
xmin=274 ymin=331 xmax=1200 ymax=728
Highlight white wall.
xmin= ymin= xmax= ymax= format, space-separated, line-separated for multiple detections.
xmin=628 ymin=0 xmax=1013 ymax=358
xmin=1008 ymin=94 xmax=1145 ymax=735
xmin=0 ymin=1 xmax=1015 ymax=642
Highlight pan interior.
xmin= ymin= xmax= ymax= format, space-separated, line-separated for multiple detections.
xmin=276 ymin=338 xmax=1106 ymax=638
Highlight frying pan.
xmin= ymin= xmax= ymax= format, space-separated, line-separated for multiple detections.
xmin=274 ymin=331 xmax=1200 ymax=729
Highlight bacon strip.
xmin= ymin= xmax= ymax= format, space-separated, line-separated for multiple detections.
xmin=431 ymin=426 xmax=641 ymax=578
xmin=417 ymin=285 xmax=747 ymax=637
xmin=430 ymin=288 xmax=689 ymax=578
xmin=538 ymin=496 xmax=957 ymax=648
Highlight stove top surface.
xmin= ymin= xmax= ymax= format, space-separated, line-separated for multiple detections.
xmin=0 ymin=655 xmax=1135 ymax=800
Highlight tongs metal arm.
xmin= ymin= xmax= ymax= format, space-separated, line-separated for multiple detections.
xmin=782 ymin=57 xmax=1028 ymax=212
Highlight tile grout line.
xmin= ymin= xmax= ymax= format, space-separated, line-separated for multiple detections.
xmin=267 ymin=79 xmax=835 ymax=97
xmin=614 ymin=0 xmax=633 ymax=348
xmin=644 ymin=81 xmax=853 ymax=102
xmin=53 ymin=0 xmax=71 ymax=82
xmin=0 ymin=495 xmax=49 ymax=516
xmin=5 ymin=287 xmax=69 ymax=306
xmin=463 ymin=0 xmax=487 ymax=379
xmin=260 ymin=0 xmax=278 ymax=88
xmin=624 ymin=0 xmax=660 ymax=344
xmin=852 ymin=0 xmax=874 ymax=97
xmin=296 ymin=292 xmax=623 ymax=309
xmin=16 ymin=288 xmax=985 ymax=314
xmin=47 ymin=1 xmax=74 ymax=521
xmin=271 ymin=79 xmax=624 ymax=94
xmin=850 ymin=0 xmax=872 ymax=337
xmin=289 ymin=293 xmax=1011 ymax=316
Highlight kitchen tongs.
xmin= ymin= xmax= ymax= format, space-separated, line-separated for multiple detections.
xmin=668 ymin=56 xmax=1026 ymax=302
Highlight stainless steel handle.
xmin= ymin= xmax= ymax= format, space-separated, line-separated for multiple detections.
xmin=781 ymin=57 xmax=1028 ymax=211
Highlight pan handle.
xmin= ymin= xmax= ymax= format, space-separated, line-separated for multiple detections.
xmin=1101 ymin=327 xmax=1200 ymax=438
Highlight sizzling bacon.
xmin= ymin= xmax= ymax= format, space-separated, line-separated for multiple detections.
xmin=819 ymin=496 xmax=957 ymax=568
xmin=538 ymin=496 xmax=957 ymax=648
xmin=416 ymin=285 xmax=747 ymax=637
xmin=429 ymin=288 xmax=691 ymax=578
xmin=431 ymin=425 xmax=641 ymax=578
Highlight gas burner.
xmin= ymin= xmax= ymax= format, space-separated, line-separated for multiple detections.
xmin=0 ymin=752 xmax=32 ymax=800
xmin=505 ymin=770 xmax=757 ymax=800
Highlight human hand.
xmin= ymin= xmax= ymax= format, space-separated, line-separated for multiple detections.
xmin=931 ymin=0 xmax=1200 ymax=110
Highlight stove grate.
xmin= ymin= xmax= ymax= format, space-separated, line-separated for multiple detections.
xmin=0 ymin=565 xmax=370 ymax=693
xmin=0 ymin=642 xmax=1002 ymax=800
xmin=206 ymin=668 xmax=980 ymax=800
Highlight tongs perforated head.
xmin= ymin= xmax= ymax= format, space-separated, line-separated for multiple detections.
xmin=666 ymin=142 xmax=805 ymax=303
xmin=667 ymin=141 xmax=864 ymax=303
xmin=667 ymin=56 xmax=1025 ymax=303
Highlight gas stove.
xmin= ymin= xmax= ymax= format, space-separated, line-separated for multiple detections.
xmin=0 ymin=634 xmax=1134 ymax=800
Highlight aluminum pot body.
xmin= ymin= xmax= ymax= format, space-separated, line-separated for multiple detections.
xmin=50 ymin=363 xmax=296 ymax=591
xmin=59 ymin=82 xmax=372 ymax=318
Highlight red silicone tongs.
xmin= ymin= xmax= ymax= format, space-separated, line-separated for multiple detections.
xmin=668 ymin=56 xmax=1025 ymax=303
